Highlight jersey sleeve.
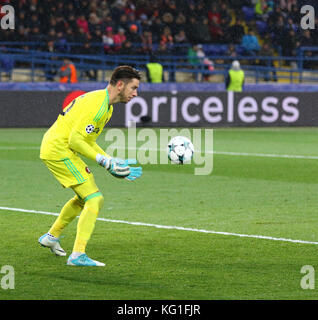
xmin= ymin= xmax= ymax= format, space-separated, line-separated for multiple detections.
xmin=68 ymin=92 xmax=109 ymax=161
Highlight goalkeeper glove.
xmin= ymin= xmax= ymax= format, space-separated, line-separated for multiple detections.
xmin=96 ymin=154 xmax=142 ymax=181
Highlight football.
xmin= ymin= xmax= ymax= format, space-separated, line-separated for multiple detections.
xmin=167 ymin=136 xmax=194 ymax=164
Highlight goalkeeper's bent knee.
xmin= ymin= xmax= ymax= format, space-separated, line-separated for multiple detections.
xmin=83 ymin=191 xmax=104 ymax=212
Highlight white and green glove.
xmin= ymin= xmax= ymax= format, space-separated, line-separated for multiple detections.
xmin=96 ymin=154 xmax=142 ymax=181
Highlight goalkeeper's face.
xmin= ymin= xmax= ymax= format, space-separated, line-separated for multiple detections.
xmin=119 ymin=78 xmax=139 ymax=103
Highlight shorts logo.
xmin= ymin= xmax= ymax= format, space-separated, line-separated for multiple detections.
xmin=85 ymin=166 xmax=91 ymax=174
xmin=85 ymin=124 xmax=95 ymax=134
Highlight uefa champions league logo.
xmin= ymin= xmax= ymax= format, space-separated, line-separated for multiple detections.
xmin=1 ymin=4 xmax=14 ymax=30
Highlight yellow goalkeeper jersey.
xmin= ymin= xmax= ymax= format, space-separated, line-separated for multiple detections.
xmin=40 ymin=89 xmax=113 ymax=161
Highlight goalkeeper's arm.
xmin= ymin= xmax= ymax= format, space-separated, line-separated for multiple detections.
xmin=68 ymin=130 xmax=142 ymax=180
xmin=68 ymin=130 xmax=111 ymax=162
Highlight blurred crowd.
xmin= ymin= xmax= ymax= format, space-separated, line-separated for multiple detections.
xmin=0 ymin=0 xmax=317 ymax=72
xmin=0 ymin=0 xmax=316 ymax=53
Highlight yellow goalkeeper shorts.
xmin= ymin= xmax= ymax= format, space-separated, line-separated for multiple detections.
xmin=42 ymin=156 xmax=94 ymax=189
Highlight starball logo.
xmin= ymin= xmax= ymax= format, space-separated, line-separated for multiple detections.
xmin=0 ymin=4 xmax=14 ymax=30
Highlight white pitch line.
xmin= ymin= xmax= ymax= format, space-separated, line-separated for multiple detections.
xmin=107 ymin=146 xmax=318 ymax=160
xmin=1 ymin=206 xmax=318 ymax=245
xmin=1 ymin=145 xmax=318 ymax=160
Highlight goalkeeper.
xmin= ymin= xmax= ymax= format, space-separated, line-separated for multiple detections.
xmin=38 ymin=65 xmax=142 ymax=267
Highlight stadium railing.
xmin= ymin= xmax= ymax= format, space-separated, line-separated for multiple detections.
xmin=0 ymin=42 xmax=318 ymax=83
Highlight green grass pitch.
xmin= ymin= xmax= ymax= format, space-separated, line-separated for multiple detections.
xmin=0 ymin=127 xmax=318 ymax=300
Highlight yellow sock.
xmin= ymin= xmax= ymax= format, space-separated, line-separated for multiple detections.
xmin=49 ymin=196 xmax=84 ymax=238
xmin=73 ymin=193 xmax=104 ymax=253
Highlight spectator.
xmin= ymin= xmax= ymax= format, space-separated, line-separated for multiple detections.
xmin=175 ymin=29 xmax=187 ymax=44
xmin=196 ymin=18 xmax=212 ymax=44
xmin=65 ymin=28 xmax=75 ymax=44
xmin=113 ymin=27 xmax=127 ymax=52
xmin=111 ymin=0 xmax=126 ymax=23
xmin=127 ymin=12 xmax=141 ymax=32
xmin=255 ymin=0 xmax=272 ymax=21
xmin=227 ymin=44 xmax=239 ymax=60
xmin=139 ymin=14 xmax=151 ymax=33
xmin=55 ymin=31 xmax=69 ymax=54
xmin=73 ymin=27 xmax=90 ymax=50
xmin=81 ymin=42 xmax=98 ymax=81
xmin=28 ymin=13 xmax=41 ymax=30
xmin=185 ymin=1 xmax=196 ymax=18
xmin=241 ymin=28 xmax=261 ymax=55
xmin=55 ymin=16 xmax=67 ymax=33
xmin=59 ymin=58 xmax=78 ymax=83
xmin=146 ymin=54 xmax=164 ymax=83
xmin=282 ymin=29 xmax=299 ymax=58
xmin=225 ymin=60 xmax=245 ymax=92
xmin=185 ymin=17 xmax=201 ymax=44
xmin=91 ymin=28 xmax=103 ymax=45
xmin=76 ymin=14 xmax=89 ymax=34
xmin=268 ymin=6 xmax=284 ymax=25
xmin=141 ymin=30 xmax=153 ymax=54
xmin=97 ymin=1 xmax=110 ymax=20
xmin=208 ymin=3 xmax=224 ymax=42
xmin=66 ymin=14 xmax=78 ymax=33
xmin=188 ymin=44 xmax=200 ymax=69
xmin=300 ymin=30 xmax=315 ymax=69
xmin=160 ymin=26 xmax=174 ymax=50
xmin=88 ymin=12 xmax=101 ymax=34
xmin=220 ymin=3 xmax=232 ymax=27
xmin=258 ymin=42 xmax=277 ymax=81
xmin=65 ymin=3 xmax=77 ymax=20
xmin=126 ymin=24 xmax=142 ymax=46
xmin=103 ymin=26 xmax=115 ymax=54
xmin=151 ymin=17 xmax=164 ymax=43
xmin=163 ymin=0 xmax=178 ymax=18
xmin=272 ymin=15 xmax=286 ymax=47
xmin=173 ymin=29 xmax=188 ymax=55
xmin=227 ymin=18 xmax=245 ymax=44
xmin=195 ymin=1 xmax=207 ymax=20
xmin=47 ymin=28 xmax=57 ymax=42
xmin=15 ymin=26 xmax=29 ymax=42
xmin=161 ymin=12 xmax=175 ymax=31
xmin=124 ymin=0 xmax=137 ymax=16
xmin=28 ymin=26 xmax=45 ymax=43
xmin=174 ymin=13 xmax=187 ymax=34
xmin=289 ymin=4 xmax=301 ymax=24
xmin=118 ymin=14 xmax=129 ymax=32
xmin=196 ymin=44 xmax=214 ymax=81
xmin=301 ymin=29 xmax=314 ymax=47
xmin=44 ymin=40 xmax=57 ymax=81
xmin=102 ymin=14 xmax=115 ymax=31
xmin=119 ymin=40 xmax=135 ymax=55
xmin=285 ymin=17 xmax=298 ymax=33
xmin=280 ymin=0 xmax=297 ymax=13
